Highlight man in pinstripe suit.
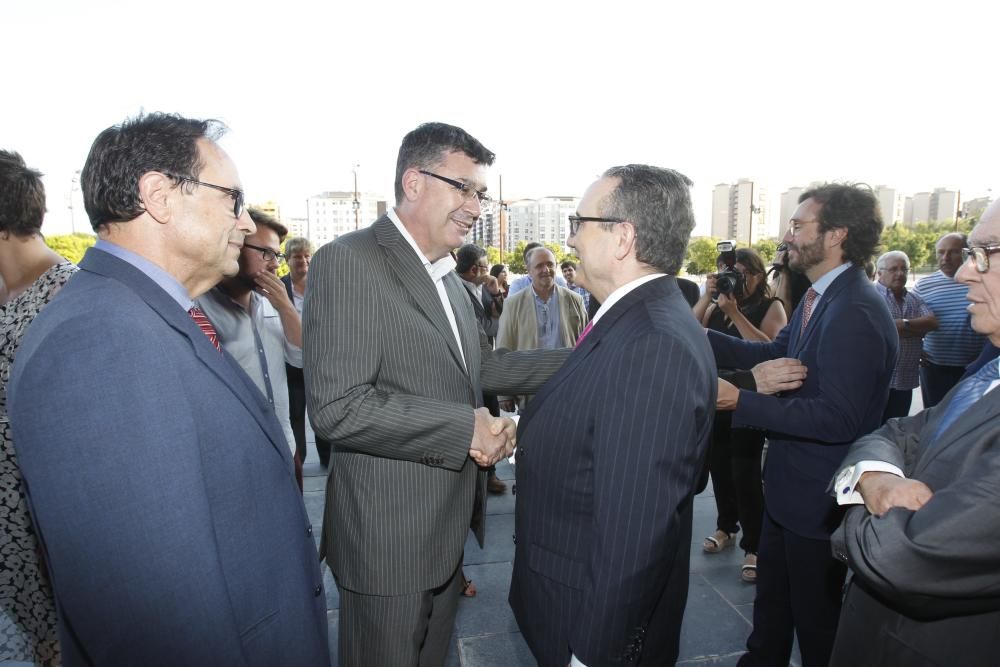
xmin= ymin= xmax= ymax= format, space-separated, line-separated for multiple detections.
xmin=303 ymin=122 xmax=570 ymax=667
xmin=509 ymin=165 xmax=717 ymax=666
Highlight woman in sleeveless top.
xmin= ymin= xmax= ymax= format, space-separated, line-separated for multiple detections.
xmin=692 ymin=248 xmax=787 ymax=582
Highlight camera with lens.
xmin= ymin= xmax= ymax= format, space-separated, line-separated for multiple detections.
xmin=714 ymin=240 xmax=745 ymax=297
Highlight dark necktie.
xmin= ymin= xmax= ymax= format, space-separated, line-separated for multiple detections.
xmin=188 ymin=307 xmax=222 ymax=352
xmin=931 ymin=357 xmax=1000 ymax=442
xmin=575 ymin=320 xmax=594 ymax=348
xmin=799 ymin=287 xmax=818 ymax=334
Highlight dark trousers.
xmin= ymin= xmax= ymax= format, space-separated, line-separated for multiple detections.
xmin=707 ymin=416 xmax=765 ymax=554
xmin=338 ymin=562 xmax=462 ymax=667
xmin=882 ymin=388 xmax=913 ymax=423
xmin=287 ymin=364 xmax=332 ymax=466
xmin=738 ymin=510 xmax=846 ymax=667
xmin=919 ymin=362 xmax=966 ymax=409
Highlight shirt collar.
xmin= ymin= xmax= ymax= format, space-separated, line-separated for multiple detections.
xmin=95 ymin=239 xmax=192 ymax=310
xmin=591 ymin=273 xmax=667 ymax=325
xmin=388 ymin=208 xmax=456 ymax=282
xmin=809 ymin=262 xmax=852 ymax=296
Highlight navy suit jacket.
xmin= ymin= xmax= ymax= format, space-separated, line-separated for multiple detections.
xmin=709 ymin=265 xmax=897 ymax=539
xmin=509 ymin=276 xmax=717 ymax=667
xmin=9 ymin=248 xmax=329 ymax=666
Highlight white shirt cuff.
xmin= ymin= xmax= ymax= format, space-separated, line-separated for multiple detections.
xmin=835 ymin=461 xmax=905 ymax=505
xmin=570 ymin=654 xmax=588 ymax=667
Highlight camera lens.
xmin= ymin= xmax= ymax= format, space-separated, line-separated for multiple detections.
xmin=716 ymin=273 xmax=738 ymax=295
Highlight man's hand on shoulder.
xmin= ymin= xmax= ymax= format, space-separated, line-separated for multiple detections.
xmin=751 ymin=358 xmax=807 ymax=395
xmin=856 ymin=471 xmax=934 ymax=517
xmin=469 ymin=407 xmax=516 ymax=467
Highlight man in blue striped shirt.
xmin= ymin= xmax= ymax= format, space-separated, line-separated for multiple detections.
xmin=912 ymin=233 xmax=986 ymax=407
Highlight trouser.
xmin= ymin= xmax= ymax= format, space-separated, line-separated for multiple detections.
xmin=337 ymin=563 xmax=463 ymax=667
xmin=287 ymin=364 xmax=333 ymax=466
xmin=707 ymin=416 xmax=765 ymax=553
xmin=882 ymin=387 xmax=913 ymax=423
xmin=738 ymin=511 xmax=846 ymax=667
xmin=919 ymin=362 xmax=965 ymax=409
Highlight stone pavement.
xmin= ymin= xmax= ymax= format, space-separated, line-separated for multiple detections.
xmin=301 ymin=442 xmax=806 ymax=667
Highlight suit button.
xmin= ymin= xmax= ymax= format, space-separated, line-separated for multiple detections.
xmin=314 ymin=585 xmax=322 ymax=597
xmin=307 ymin=526 xmax=313 ymax=535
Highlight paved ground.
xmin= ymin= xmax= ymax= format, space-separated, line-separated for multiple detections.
xmin=301 ymin=448 xmax=791 ymax=666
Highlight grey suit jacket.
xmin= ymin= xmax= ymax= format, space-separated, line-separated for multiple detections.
xmin=303 ymin=215 xmax=568 ymax=596
xmin=829 ymin=379 xmax=1000 ymax=666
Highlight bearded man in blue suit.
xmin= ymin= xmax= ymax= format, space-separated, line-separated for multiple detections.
xmin=711 ymin=184 xmax=897 ymax=667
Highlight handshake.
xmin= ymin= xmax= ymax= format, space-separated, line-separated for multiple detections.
xmin=469 ymin=407 xmax=517 ymax=467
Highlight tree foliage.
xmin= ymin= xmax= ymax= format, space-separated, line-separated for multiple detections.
xmin=685 ymin=237 xmax=721 ymax=275
xmin=44 ymin=233 xmax=96 ymax=264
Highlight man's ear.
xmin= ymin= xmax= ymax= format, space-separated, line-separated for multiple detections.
xmin=401 ymin=168 xmax=423 ymax=203
xmin=826 ymin=226 xmax=847 ymax=248
xmin=614 ymin=221 xmax=638 ymax=260
xmin=137 ymin=171 xmax=174 ymax=224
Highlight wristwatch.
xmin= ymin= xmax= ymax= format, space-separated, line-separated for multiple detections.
xmin=902 ymin=318 xmax=910 ymax=330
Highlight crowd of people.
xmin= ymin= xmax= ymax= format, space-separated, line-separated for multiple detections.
xmin=1 ymin=114 xmax=998 ymax=667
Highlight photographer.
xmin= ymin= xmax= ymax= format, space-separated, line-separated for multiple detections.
xmin=693 ymin=246 xmax=787 ymax=582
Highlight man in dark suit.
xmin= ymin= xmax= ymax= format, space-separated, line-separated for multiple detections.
xmin=8 ymin=113 xmax=329 ymax=665
xmin=508 ymin=165 xmax=717 ymax=666
xmin=710 ymin=183 xmax=897 ymax=666
xmin=828 ymin=198 xmax=1000 ymax=667
xmin=303 ymin=122 xmax=569 ymax=667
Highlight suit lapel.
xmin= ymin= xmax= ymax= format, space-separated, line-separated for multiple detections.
xmin=80 ymin=248 xmax=290 ymax=459
xmin=374 ymin=217 xmax=468 ymax=375
xmin=521 ymin=277 xmax=670 ymax=425
xmin=791 ymin=267 xmax=858 ymax=356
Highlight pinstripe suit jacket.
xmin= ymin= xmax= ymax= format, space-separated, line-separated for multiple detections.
xmin=303 ymin=215 xmax=569 ymax=596
xmin=509 ymin=276 xmax=717 ymax=667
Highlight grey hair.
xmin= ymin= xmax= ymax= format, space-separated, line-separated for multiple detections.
xmin=600 ymin=165 xmax=695 ymax=274
xmin=285 ymin=236 xmax=314 ymax=256
xmin=877 ymin=250 xmax=910 ymax=272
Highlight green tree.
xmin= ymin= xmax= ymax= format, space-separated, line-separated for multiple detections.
xmin=751 ymin=238 xmax=778 ymax=265
xmin=44 ymin=233 xmax=96 ymax=264
xmin=485 ymin=246 xmax=503 ymax=268
xmin=508 ymin=241 xmax=530 ymax=273
xmin=685 ymin=236 xmax=721 ymax=275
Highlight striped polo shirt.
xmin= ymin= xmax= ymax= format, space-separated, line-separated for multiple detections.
xmin=912 ymin=270 xmax=985 ymax=367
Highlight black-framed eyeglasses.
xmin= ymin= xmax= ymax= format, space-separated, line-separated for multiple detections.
xmin=418 ymin=170 xmax=493 ymax=207
xmin=962 ymin=245 xmax=1000 ymax=273
xmin=175 ymin=176 xmax=246 ymax=219
xmin=243 ymin=242 xmax=286 ymax=264
xmin=567 ymin=215 xmax=626 ymax=236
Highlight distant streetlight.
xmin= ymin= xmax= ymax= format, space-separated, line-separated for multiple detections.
xmin=352 ymin=164 xmax=360 ymax=230
xmin=68 ymin=170 xmax=81 ymax=234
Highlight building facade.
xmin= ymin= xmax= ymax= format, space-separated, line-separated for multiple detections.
xmin=305 ymin=191 xmax=384 ymax=247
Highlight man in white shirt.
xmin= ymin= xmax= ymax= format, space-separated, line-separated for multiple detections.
xmin=198 ymin=208 xmax=302 ymax=456
xmin=829 ymin=198 xmax=1000 ymax=667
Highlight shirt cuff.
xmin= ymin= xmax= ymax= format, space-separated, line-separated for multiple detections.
xmin=570 ymin=654 xmax=588 ymax=667
xmin=835 ymin=461 xmax=905 ymax=505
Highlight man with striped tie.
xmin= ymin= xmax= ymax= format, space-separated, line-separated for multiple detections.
xmin=828 ymin=197 xmax=1000 ymax=667
xmin=8 ymin=113 xmax=330 ymax=665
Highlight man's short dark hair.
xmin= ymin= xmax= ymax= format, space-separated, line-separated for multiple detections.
xmin=0 ymin=150 xmax=46 ymax=237
xmin=394 ymin=123 xmax=495 ymax=204
xmin=81 ymin=112 xmax=227 ymax=231
xmin=799 ymin=183 xmax=882 ymax=266
xmin=248 ymin=207 xmax=288 ymax=241
xmin=522 ymin=242 xmax=543 ymax=262
xmin=560 ymin=260 xmax=577 ymax=270
xmin=455 ymin=243 xmax=487 ymax=274
xmin=600 ymin=164 xmax=696 ymax=274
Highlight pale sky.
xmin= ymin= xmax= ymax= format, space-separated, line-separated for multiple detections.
xmin=3 ymin=0 xmax=997 ymax=239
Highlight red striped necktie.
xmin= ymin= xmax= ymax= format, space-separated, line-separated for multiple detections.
xmin=575 ymin=320 xmax=594 ymax=348
xmin=188 ymin=307 xmax=222 ymax=352
xmin=799 ymin=288 xmax=818 ymax=334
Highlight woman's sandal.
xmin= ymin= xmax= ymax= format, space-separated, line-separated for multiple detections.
xmin=461 ymin=576 xmax=477 ymax=597
xmin=741 ymin=553 xmax=758 ymax=583
xmin=703 ymin=529 xmax=737 ymax=553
